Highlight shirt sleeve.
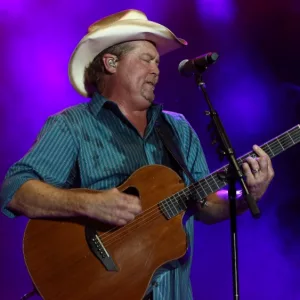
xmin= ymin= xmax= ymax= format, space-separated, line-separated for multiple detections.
xmin=0 ymin=114 xmax=78 ymax=218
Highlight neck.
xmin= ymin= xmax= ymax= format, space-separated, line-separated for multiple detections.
xmin=101 ymin=89 xmax=149 ymax=119
xmin=100 ymin=88 xmax=151 ymax=137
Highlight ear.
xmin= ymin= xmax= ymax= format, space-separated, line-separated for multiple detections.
xmin=102 ymin=54 xmax=118 ymax=73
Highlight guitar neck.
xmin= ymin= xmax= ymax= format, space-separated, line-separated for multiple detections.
xmin=159 ymin=125 xmax=300 ymax=219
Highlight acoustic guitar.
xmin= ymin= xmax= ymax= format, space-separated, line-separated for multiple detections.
xmin=23 ymin=125 xmax=300 ymax=300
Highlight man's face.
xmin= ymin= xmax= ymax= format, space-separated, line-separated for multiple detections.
xmin=115 ymin=40 xmax=160 ymax=109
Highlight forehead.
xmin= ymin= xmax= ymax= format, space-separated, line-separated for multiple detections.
xmin=130 ymin=40 xmax=159 ymax=56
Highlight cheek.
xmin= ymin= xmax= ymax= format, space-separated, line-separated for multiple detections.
xmin=134 ymin=71 xmax=148 ymax=87
xmin=124 ymin=63 xmax=149 ymax=90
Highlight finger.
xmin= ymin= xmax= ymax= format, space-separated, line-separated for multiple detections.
xmin=252 ymin=145 xmax=268 ymax=157
xmin=115 ymin=218 xmax=127 ymax=226
xmin=257 ymin=156 xmax=268 ymax=173
xmin=268 ymin=161 xmax=275 ymax=179
xmin=122 ymin=194 xmax=142 ymax=214
xmin=106 ymin=213 xmax=128 ymax=226
xmin=115 ymin=210 xmax=136 ymax=222
xmin=115 ymin=198 xmax=141 ymax=216
xmin=127 ymin=202 xmax=142 ymax=215
xmin=244 ymin=156 xmax=260 ymax=172
xmin=242 ymin=162 xmax=255 ymax=181
xmin=122 ymin=193 xmax=140 ymax=203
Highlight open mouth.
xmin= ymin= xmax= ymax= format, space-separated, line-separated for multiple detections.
xmin=146 ymin=82 xmax=155 ymax=89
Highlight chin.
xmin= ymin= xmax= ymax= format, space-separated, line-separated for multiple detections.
xmin=143 ymin=93 xmax=155 ymax=103
xmin=147 ymin=97 xmax=155 ymax=104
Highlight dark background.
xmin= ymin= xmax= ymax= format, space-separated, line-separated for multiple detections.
xmin=1 ymin=1 xmax=300 ymax=299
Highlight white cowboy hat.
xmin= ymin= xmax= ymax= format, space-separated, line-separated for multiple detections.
xmin=68 ymin=9 xmax=187 ymax=97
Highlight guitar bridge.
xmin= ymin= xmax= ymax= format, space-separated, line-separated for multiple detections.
xmin=85 ymin=227 xmax=118 ymax=272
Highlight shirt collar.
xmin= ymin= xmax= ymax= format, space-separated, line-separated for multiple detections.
xmin=88 ymin=92 xmax=163 ymax=119
xmin=88 ymin=92 xmax=108 ymax=117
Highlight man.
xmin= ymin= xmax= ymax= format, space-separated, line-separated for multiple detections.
xmin=0 ymin=9 xmax=274 ymax=300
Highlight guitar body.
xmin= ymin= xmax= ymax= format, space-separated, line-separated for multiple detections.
xmin=23 ymin=165 xmax=188 ymax=300
xmin=22 ymin=124 xmax=300 ymax=299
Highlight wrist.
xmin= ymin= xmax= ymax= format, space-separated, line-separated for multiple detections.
xmin=67 ymin=188 xmax=95 ymax=218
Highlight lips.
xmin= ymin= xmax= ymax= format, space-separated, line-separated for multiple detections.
xmin=146 ymin=81 xmax=155 ymax=85
xmin=145 ymin=82 xmax=155 ymax=89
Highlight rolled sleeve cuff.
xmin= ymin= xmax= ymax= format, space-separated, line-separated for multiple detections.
xmin=0 ymin=174 xmax=40 ymax=218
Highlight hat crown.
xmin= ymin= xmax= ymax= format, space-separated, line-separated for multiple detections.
xmin=69 ymin=9 xmax=187 ymax=97
xmin=88 ymin=9 xmax=148 ymax=33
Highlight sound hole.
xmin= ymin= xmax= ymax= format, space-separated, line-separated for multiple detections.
xmin=122 ymin=186 xmax=140 ymax=198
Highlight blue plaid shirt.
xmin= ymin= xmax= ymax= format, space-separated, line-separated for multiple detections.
xmin=0 ymin=92 xmax=209 ymax=300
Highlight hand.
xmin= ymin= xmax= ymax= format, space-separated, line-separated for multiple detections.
xmin=83 ymin=188 xmax=142 ymax=226
xmin=242 ymin=145 xmax=275 ymax=201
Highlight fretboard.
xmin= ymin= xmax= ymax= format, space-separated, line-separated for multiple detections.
xmin=159 ymin=125 xmax=300 ymax=220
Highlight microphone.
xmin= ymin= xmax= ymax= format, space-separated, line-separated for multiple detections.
xmin=178 ymin=52 xmax=219 ymax=77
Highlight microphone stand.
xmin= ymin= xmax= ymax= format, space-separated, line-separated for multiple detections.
xmin=194 ymin=72 xmax=261 ymax=300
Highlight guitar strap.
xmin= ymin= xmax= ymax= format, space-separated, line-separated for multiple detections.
xmin=155 ymin=114 xmax=209 ymax=209
xmin=155 ymin=114 xmax=196 ymax=184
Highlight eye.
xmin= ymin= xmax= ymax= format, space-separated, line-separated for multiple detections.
xmin=142 ymin=57 xmax=151 ymax=63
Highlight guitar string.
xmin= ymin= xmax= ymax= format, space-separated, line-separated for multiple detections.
xmin=99 ymin=133 xmax=298 ymax=240
xmin=102 ymin=135 xmax=294 ymax=247
xmin=101 ymin=142 xmax=298 ymax=247
xmin=99 ymin=134 xmax=300 ymax=245
xmin=100 ymin=132 xmax=300 ymax=245
xmin=103 ymin=208 xmax=173 ymax=248
xmin=99 ymin=136 xmax=299 ymax=245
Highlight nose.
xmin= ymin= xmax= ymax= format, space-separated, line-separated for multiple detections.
xmin=151 ymin=62 xmax=160 ymax=77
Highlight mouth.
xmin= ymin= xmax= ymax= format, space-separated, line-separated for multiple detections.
xmin=145 ymin=82 xmax=156 ymax=89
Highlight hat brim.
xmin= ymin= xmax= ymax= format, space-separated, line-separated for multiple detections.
xmin=68 ymin=19 xmax=187 ymax=97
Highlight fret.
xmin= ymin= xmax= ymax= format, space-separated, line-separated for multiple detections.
xmin=168 ymin=197 xmax=179 ymax=217
xmin=279 ymin=134 xmax=293 ymax=149
xmin=174 ymin=191 xmax=188 ymax=210
xmin=194 ymin=181 xmax=206 ymax=199
xmin=266 ymin=143 xmax=275 ymax=157
xmin=287 ymin=132 xmax=295 ymax=145
xmin=211 ymin=174 xmax=220 ymax=189
xmin=159 ymin=201 xmax=171 ymax=219
xmin=270 ymin=139 xmax=283 ymax=156
xmin=168 ymin=198 xmax=177 ymax=215
xmin=204 ymin=178 xmax=213 ymax=193
xmin=214 ymin=172 xmax=227 ymax=187
xmin=160 ymin=192 xmax=189 ymax=220
xmin=205 ymin=176 xmax=219 ymax=192
xmin=261 ymin=145 xmax=271 ymax=157
xmin=291 ymin=128 xmax=300 ymax=142
xmin=193 ymin=177 xmax=223 ymax=200
xmin=193 ymin=187 xmax=203 ymax=201
xmin=170 ymin=197 xmax=179 ymax=215
xmin=177 ymin=195 xmax=188 ymax=210
xmin=287 ymin=127 xmax=300 ymax=143
xmin=158 ymin=125 xmax=300 ymax=220
xmin=276 ymin=138 xmax=284 ymax=151
xmin=280 ymin=133 xmax=292 ymax=144
xmin=201 ymin=179 xmax=213 ymax=195
xmin=272 ymin=140 xmax=283 ymax=154
xmin=185 ymin=125 xmax=300 ymax=203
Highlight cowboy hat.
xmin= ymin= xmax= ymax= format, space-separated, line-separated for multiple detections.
xmin=68 ymin=9 xmax=187 ymax=97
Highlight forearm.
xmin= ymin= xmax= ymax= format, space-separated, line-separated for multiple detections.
xmin=7 ymin=180 xmax=88 ymax=219
xmin=195 ymin=190 xmax=248 ymax=224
